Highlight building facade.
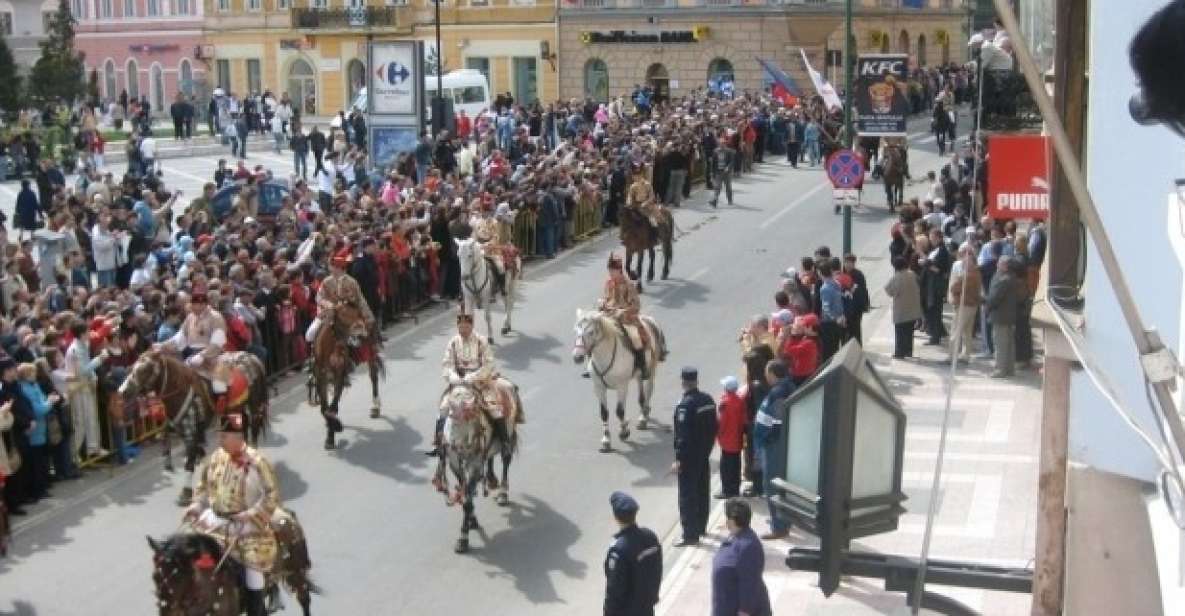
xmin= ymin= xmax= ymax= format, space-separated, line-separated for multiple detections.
xmin=557 ymin=0 xmax=970 ymax=103
xmin=1 ymin=0 xmax=55 ymax=71
xmin=71 ymin=0 xmax=207 ymax=110
xmin=202 ymin=0 xmax=557 ymax=118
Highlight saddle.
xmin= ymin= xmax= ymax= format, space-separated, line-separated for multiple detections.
xmin=213 ymin=367 xmax=250 ymax=415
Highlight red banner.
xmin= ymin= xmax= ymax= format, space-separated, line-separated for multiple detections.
xmin=987 ymin=134 xmax=1051 ymax=220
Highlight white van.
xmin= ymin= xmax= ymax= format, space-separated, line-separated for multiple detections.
xmin=337 ymin=69 xmax=491 ymax=125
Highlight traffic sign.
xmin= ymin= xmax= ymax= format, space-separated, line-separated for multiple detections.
xmin=826 ymin=149 xmax=865 ymax=190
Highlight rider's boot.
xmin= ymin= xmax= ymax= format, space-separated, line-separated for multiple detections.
xmin=245 ymin=590 xmax=266 ymax=616
xmin=633 ymin=348 xmax=650 ymax=380
xmin=493 ymin=416 xmax=509 ymax=446
xmin=425 ymin=416 xmax=445 ymax=457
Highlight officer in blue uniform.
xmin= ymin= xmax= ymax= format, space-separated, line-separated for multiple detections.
xmin=604 ymin=491 xmax=663 ymax=616
xmin=672 ymin=366 xmax=718 ymax=547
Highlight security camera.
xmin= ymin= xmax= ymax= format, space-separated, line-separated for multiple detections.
xmin=1129 ymin=0 xmax=1185 ymax=138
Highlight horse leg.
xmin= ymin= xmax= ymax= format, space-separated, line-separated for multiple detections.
xmin=661 ymin=237 xmax=671 ymax=280
xmin=496 ymin=445 xmax=512 ymax=507
xmin=369 ymin=362 xmax=381 ymax=419
xmin=177 ymin=441 xmax=199 ymax=507
xmin=500 ymin=274 xmax=513 ymax=336
xmin=455 ymin=499 xmax=473 ymax=554
xmin=646 ymin=246 xmax=655 ymax=282
xmin=484 ymin=300 xmax=495 ymax=345
xmin=599 ymin=401 xmax=611 ymax=453
xmin=161 ymin=422 xmax=174 ymax=473
xmin=617 ymin=400 xmax=630 ymax=442
xmin=639 ymin=371 xmax=656 ymax=429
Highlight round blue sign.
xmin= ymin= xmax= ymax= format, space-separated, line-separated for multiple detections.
xmin=826 ymin=149 xmax=865 ymax=190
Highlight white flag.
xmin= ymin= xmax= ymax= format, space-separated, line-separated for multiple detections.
xmin=800 ymin=49 xmax=844 ymax=112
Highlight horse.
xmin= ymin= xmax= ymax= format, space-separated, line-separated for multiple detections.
xmin=119 ymin=350 xmax=269 ymax=506
xmin=455 ymin=237 xmax=520 ymax=344
xmin=572 ymin=309 xmax=666 ymax=453
xmin=882 ymin=143 xmax=907 ymax=212
xmin=619 ymin=207 xmax=673 ymax=292
xmin=309 ymin=302 xmax=385 ymax=450
xmin=438 ymin=382 xmax=522 ymax=554
xmin=147 ymin=508 xmax=317 ymax=616
xmin=859 ymin=135 xmax=881 ymax=177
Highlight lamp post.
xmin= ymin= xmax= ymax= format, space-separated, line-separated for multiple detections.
xmin=432 ymin=0 xmax=444 ymax=137
xmin=841 ymin=0 xmax=854 ymax=255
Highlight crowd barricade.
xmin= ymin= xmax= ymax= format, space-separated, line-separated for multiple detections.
xmin=79 ymin=388 xmax=169 ymax=469
xmin=572 ymin=195 xmax=601 ymax=241
xmin=512 ymin=209 xmax=538 ymax=258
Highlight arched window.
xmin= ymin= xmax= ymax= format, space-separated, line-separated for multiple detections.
xmin=707 ymin=57 xmax=734 ymax=94
xmin=151 ymin=63 xmax=164 ymax=111
xmin=288 ymin=58 xmax=317 ymax=115
xmin=583 ymin=58 xmax=608 ymax=102
xmin=917 ymin=34 xmax=927 ymax=67
xmin=103 ymin=59 xmax=116 ymax=100
xmin=898 ymin=30 xmax=910 ymax=56
xmin=880 ymin=32 xmax=890 ymax=54
xmin=179 ymin=59 xmax=193 ymax=97
xmin=126 ymin=58 xmax=140 ymax=99
xmin=346 ymin=58 xmax=366 ymax=106
xmin=646 ymin=63 xmax=669 ymax=103
xmin=941 ymin=41 xmax=950 ymax=65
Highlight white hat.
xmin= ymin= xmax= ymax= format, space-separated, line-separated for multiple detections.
xmin=720 ymin=376 xmax=739 ymax=392
xmin=968 ymin=33 xmax=984 ymax=46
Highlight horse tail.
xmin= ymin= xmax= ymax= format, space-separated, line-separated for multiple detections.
xmin=509 ymin=385 xmax=524 ymax=456
xmin=249 ymin=355 xmax=270 ymax=440
xmin=642 ymin=317 xmax=667 ymax=362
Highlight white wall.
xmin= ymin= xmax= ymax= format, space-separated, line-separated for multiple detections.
xmin=1072 ymin=0 xmax=1185 ymax=481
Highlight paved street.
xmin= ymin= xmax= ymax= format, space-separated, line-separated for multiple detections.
xmin=0 ymin=122 xmax=975 ymax=615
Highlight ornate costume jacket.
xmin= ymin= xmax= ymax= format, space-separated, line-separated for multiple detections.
xmin=170 ymin=308 xmax=228 ymax=362
xmin=191 ymin=446 xmax=280 ymax=572
xmin=317 ymin=272 xmax=375 ymax=325
xmin=442 ymin=334 xmax=495 ymax=383
xmin=600 ymin=277 xmax=640 ymax=320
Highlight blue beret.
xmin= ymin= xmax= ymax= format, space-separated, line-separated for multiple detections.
xmin=681 ymin=367 xmax=698 ymax=381
xmin=610 ymin=491 xmax=639 ymax=516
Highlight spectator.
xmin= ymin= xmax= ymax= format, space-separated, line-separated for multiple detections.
xmin=885 ymin=255 xmax=923 ymax=360
xmin=603 ymin=491 xmax=662 ymax=616
xmin=752 ymin=359 xmax=794 ymax=541
xmin=711 ymin=498 xmax=772 ymax=616
xmin=714 ymin=376 xmax=746 ymax=499
xmin=817 ymin=261 xmax=846 ymax=362
xmin=948 ymin=243 xmax=982 ymax=362
xmin=841 ymin=254 xmax=870 ymax=345
xmin=986 ymin=255 xmax=1023 ymax=378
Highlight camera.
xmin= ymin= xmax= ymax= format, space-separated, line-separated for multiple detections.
xmin=1129 ymin=0 xmax=1185 ymax=137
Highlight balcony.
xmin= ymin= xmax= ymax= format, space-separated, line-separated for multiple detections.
xmin=977 ymin=70 xmax=1043 ymax=132
xmin=291 ymin=7 xmax=400 ymax=29
xmin=560 ymin=0 xmax=844 ymax=9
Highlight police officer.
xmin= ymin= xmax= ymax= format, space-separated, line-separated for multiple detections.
xmin=604 ymin=491 xmax=662 ymax=616
xmin=672 ymin=367 xmax=718 ymax=547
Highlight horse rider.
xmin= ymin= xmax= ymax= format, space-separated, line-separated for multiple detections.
xmin=163 ymin=290 xmax=232 ymax=405
xmin=428 ymin=312 xmax=512 ymax=477
xmin=599 ymin=253 xmax=652 ymax=380
xmin=625 ymin=162 xmax=662 ymax=231
xmin=183 ymin=410 xmax=280 ymax=616
xmin=305 ymin=253 xmax=376 ymax=346
xmin=470 ymin=198 xmax=508 ymax=296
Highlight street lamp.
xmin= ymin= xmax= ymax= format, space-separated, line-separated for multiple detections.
xmin=841 ymin=0 xmax=854 ymax=254
xmin=770 ymin=339 xmax=908 ymax=595
xmin=431 ymin=0 xmax=445 ymax=137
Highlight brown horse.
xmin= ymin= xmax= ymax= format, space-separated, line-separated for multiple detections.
xmin=119 ymin=350 xmax=269 ymax=505
xmin=308 ymin=302 xmax=385 ymax=450
xmin=882 ymin=143 xmax=907 ymax=212
xmin=619 ymin=206 xmax=673 ymax=292
xmin=147 ymin=508 xmax=318 ymax=616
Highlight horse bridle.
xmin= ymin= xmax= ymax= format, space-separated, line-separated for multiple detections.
xmin=460 ymin=242 xmax=490 ymax=299
xmin=577 ymin=316 xmax=619 ymax=387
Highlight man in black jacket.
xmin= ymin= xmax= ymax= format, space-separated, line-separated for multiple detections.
xmin=842 ymin=254 xmax=871 ymax=345
xmin=672 ymin=367 xmax=718 ymax=547
xmin=604 ymin=491 xmax=662 ymax=616
xmin=170 ymin=94 xmax=187 ymax=141
xmin=700 ymin=127 xmax=717 ymax=190
xmin=309 ymin=125 xmax=327 ymax=176
xmin=350 ymin=238 xmax=383 ymax=319
xmin=0 ymin=355 xmax=32 ymax=516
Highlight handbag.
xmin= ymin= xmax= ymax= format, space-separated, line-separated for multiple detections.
xmin=47 ymin=411 xmax=62 ymax=446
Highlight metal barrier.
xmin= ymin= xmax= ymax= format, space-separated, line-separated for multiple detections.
xmin=512 ymin=209 xmax=538 ymax=257
xmin=79 ymin=390 xmax=168 ymax=469
xmin=572 ymin=195 xmax=602 ymax=241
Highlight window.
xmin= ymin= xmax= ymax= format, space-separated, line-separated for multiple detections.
xmin=385 ymin=0 xmax=407 ymax=5
xmin=246 ymin=0 xmax=260 ymax=10
xmin=103 ymin=59 xmax=116 ymax=98
xmin=277 ymin=0 xmax=289 ymax=9
xmin=147 ymin=0 xmax=158 ymax=15
xmin=583 ymin=58 xmax=608 ymax=102
xmin=180 ymin=59 xmax=193 ymax=96
xmin=71 ymin=0 xmax=87 ymax=19
xmin=216 ymin=59 xmax=231 ymax=93
xmin=311 ymin=0 xmax=327 ymax=8
xmin=512 ymin=57 xmax=537 ymax=104
xmin=465 ymin=56 xmax=490 ymax=86
xmin=247 ymin=59 xmax=262 ymax=93
xmin=100 ymin=0 xmax=112 ymax=17
xmin=126 ymin=58 xmax=140 ymax=99
xmin=707 ymin=57 xmax=733 ymax=94
xmin=123 ymin=0 xmax=135 ymax=17
xmin=217 ymin=0 xmax=229 ymax=11
xmin=457 ymin=86 xmax=485 ymax=104
xmin=0 ymin=13 xmax=11 ymax=35
xmin=175 ymin=0 xmax=189 ymax=13
xmin=470 ymin=0 xmax=488 ymax=5
xmin=151 ymin=63 xmax=164 ymax=110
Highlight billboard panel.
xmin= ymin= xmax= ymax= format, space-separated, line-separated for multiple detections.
xmin=854 ymin=54 xmax=910 ymax=137
xmin=369 ymin=41 xmax=419 ymax=116
xmin=986 ymin=134 xmax=1051 ymax=220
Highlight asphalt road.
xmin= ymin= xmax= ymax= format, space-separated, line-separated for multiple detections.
xmin=0 ymin=120 xmax=959 ymax=615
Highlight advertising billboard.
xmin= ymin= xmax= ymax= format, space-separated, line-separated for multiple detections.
xmin=854 ymin=54 xmax=910 ymax=137
xmin=369 ymin=41 xmax=420 ymax=116
xmin=986 ymin=134 xmax=1051 ymax=220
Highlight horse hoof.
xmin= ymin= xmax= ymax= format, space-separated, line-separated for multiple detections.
xmin=324 ymin=438 xmax=336 ymax=451
xmin=454 ymin=538 xmax=469 ymax=554
xmin=163 ymin=461 xmax=175 ymax=473
xmin=369 ymin=408 xmax=381 ymax=419
xmin=175 ymin=488 xmax=193 ymax=507
xmin=487 ymin=337 xmax=495 ymax=345
xmin=636 ymin=418 xmax=649 ymax=430
xmin=620 ymin=428 xmax=631 ymax=442
xmin=501 ymin=326 xmax=511 ymax=336
xmin=599 ymin=440 xmax=612 ymax=453
xmin=326 ymin=415 xmax=344 ymax=433
xmin=496 ymin=492 xmax=510 ymax=507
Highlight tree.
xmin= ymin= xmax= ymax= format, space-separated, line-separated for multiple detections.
xmin=29 ymin=0 xmax=85 ymax=105
xmin=0 ymin=33 xmax=22 ymax=117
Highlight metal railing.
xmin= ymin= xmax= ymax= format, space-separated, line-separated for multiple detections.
xmin=572 ymin=194 xmax=602 ymax=240
xmin=977 ymin=70 xmax=1043 ymax=132
xmin=512 ymin=209 xmax=538 ymax=257
xmin=291 ymin=6 xmax=400 ymax=29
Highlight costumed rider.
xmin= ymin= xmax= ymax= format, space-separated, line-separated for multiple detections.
xmin=599 ymin=253 xmax=653 ymax=380
xmin=428 ymin=311 xmax=513 ymax=460
xmin=470 ymin=197 xmax=510 ymax=297
xmin=625 ymin=163 xmax=662 ymax=234
xmin=183 ymin=411 xmax=280 ymax=616
xmin=165 ymin=290 xmax=231 ymax=405
xmin=305 ymin=252 xmax=376 ymax=346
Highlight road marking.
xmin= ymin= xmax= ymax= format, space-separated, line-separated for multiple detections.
xmin=759 ymin=182 xmax=829 ymax=230
xmin=160 ymin=164 xmax=212 ymax=185
xmin=687 ymin=266 xmax=710 ymax=281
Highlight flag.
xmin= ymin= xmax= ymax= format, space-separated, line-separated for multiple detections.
xmin=756 ymin=57 xmax=801 ymax=107
xmin=800 ymin=49 xmax=844 ymax=112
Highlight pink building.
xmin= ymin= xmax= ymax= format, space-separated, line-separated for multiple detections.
xmin=71 ymin=0 xmax=207 ymax=114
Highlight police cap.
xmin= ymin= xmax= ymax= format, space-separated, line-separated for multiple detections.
xmin=680 ymin=366 xmax=698 ymax=382
xmin=609 ymin=491 xmax=639 ymax=517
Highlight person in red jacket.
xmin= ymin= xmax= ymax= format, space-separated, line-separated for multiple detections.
xmin=715 ymin=376 xmax=747 ymax=499
xmin=783 ymin=314 xmax=821 ymax=386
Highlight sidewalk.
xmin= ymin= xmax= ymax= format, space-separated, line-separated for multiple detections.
xmin=657 ymin=297 xmax=1041 ymax=615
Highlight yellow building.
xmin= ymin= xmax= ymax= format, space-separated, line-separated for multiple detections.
xmin=201 ymin=0 xmax=559 ymax=117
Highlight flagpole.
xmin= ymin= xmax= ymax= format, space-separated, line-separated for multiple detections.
xmin=841 ymin=0 xmax=853 ymax=255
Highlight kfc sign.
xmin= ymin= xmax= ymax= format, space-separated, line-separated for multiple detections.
xmin=987 ymin=134 xmax=1051 ymax=220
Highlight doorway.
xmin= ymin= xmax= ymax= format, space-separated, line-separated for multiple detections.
xmin=646 ymin=63 xmax=669 ymax=104
xmin=512 ymin=57 xmax=538 ymax=104
xmin=288 ymin=58 xmax=317 ymax=115
xmin=347 ymin=58 xmax=366 ymax=107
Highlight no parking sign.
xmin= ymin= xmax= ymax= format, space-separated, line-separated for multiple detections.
xmin=826 ymin=149 xmax=865 ymax=190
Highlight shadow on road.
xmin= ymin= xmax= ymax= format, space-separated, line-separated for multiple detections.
xmin=497 ymin=332 xmax=565 ymax=372
xmin=0 ymin=600 xmax=38 ymax=616
xmin=467 ymin=493 xmax=588 ymax=605
xmin=335 ymin=416 xmax=428 ymax=485
xmin=274 ymin=461 xmax=309 ymax=501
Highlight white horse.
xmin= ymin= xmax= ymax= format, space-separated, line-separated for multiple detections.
xmin=456 ymin=237 xmax=520 ymax=343
xmin=572 ymin=309 xmax=666 ymax=453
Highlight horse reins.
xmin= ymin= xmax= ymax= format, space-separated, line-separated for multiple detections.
xmin=585 ymin=319 xmax=619 ymax=388
xmin=461 ymin=249 xmax=490 ymax=305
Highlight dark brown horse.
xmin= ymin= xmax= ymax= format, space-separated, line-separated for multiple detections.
xmin=619 ymin=207 xmax=673 ymax=292
xmin=119 ymin=350 xmax=269 ymax=505
xmin=308 ymin=302 xmax=385 ymax=450
xmin=147 ymin=508 xmax=317 ymax=616
xmin=882 ymin=143 xmax=907 ymax=212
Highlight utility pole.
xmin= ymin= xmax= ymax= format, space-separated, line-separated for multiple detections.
xmin=841 ymin=0 xmax=854 ymax=254
xmin=432 ymin=0 xmax=444 ymax=137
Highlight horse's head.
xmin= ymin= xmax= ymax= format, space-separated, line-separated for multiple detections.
xmin=454 ymin=237 xmax=479 ymax=277
xmin=147 ymin=534 xmax=238 ymax=616
xmin=328 ymin=303 xmax=369 ymax=346
xmin=572 ymin=308 xmax=604 ymax=365
xmin=120 ymin=351 xmax=163 ymax=400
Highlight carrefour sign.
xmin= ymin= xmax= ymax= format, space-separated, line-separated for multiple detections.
xmin=370 ymin=41 xmax=418 ymax=115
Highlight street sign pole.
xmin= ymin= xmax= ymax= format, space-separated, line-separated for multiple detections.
xmin=842 ymin=0 xmax=854 ymax=255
